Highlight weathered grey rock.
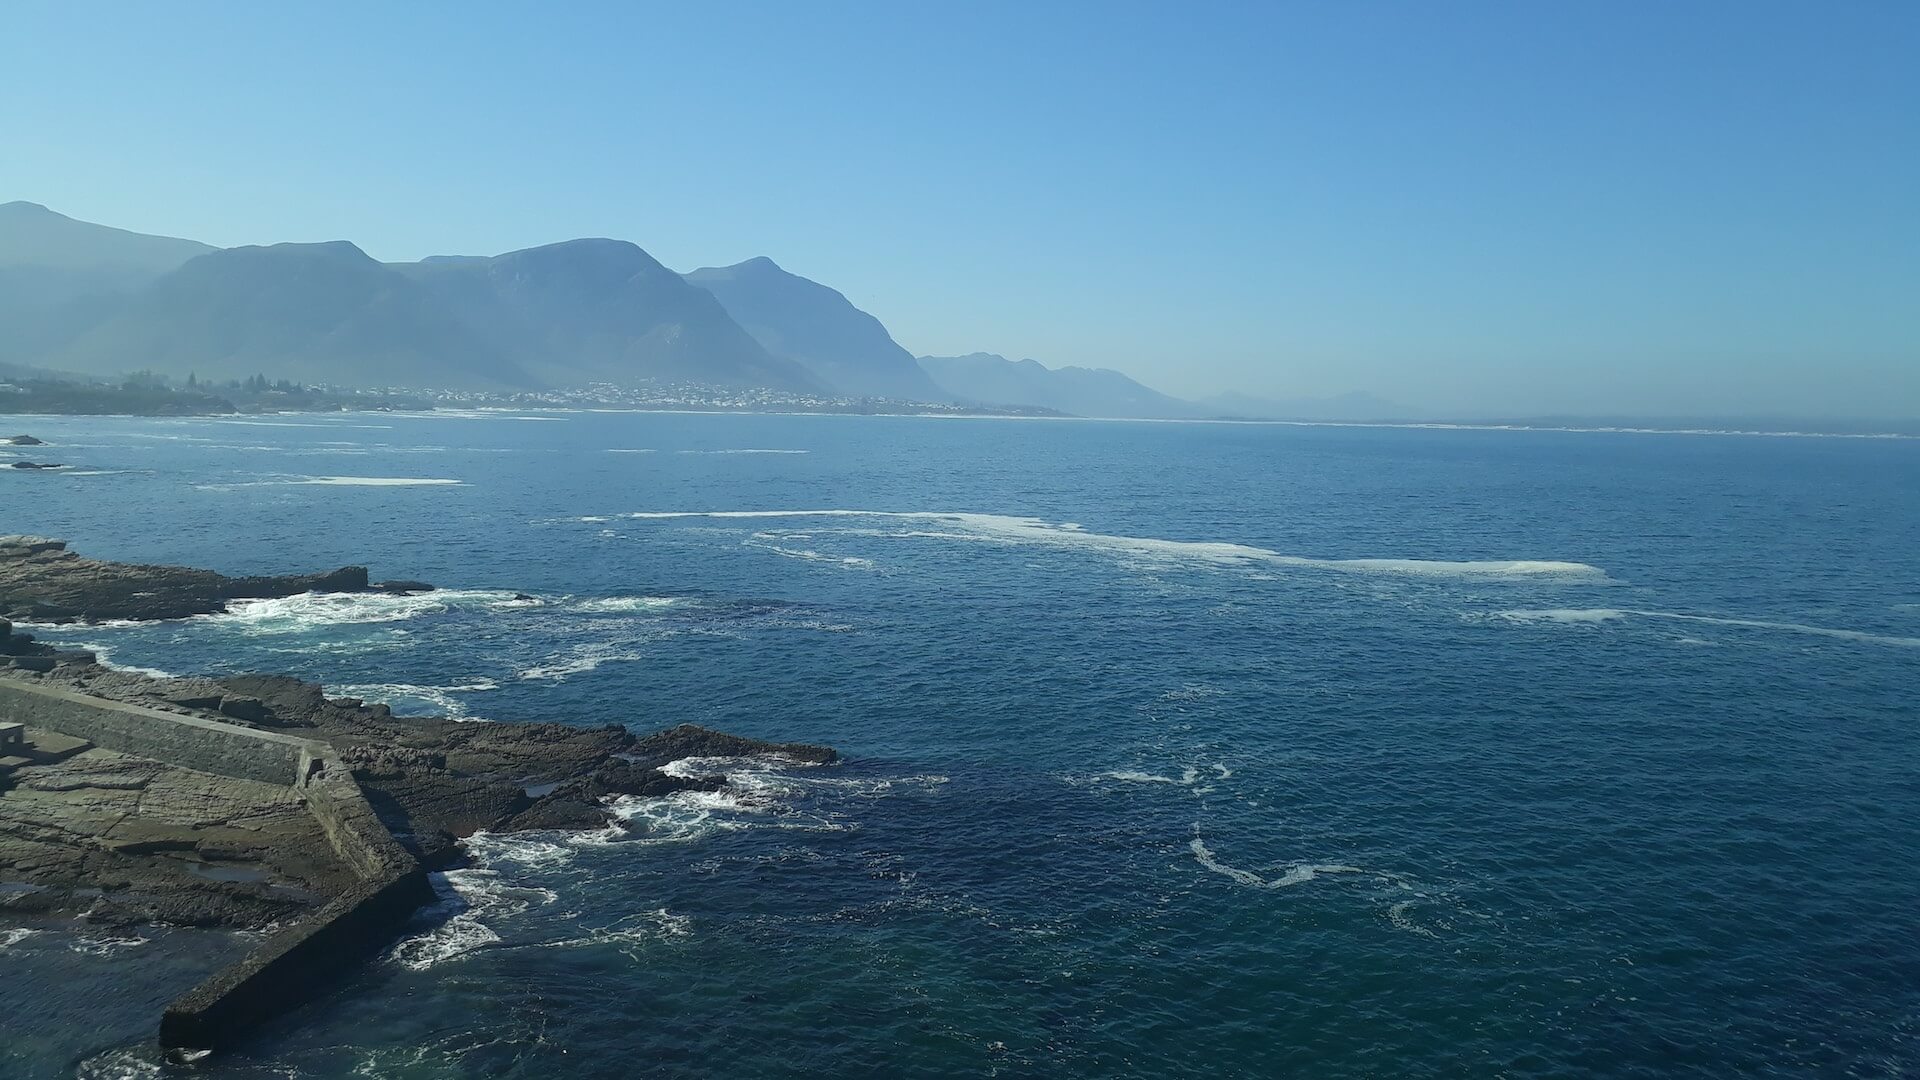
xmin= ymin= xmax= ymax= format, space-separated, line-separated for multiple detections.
xmin=216 ymin=696 xmax=273 ymax=724
xmin=3 ymin=435 xmax=45 ymax=445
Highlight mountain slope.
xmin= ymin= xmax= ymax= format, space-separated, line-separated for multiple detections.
xmin=0 ymin=200 xmax=215 ymax=275
xmin=49 ymin=241 xmax=532 ymax=388
xmin=684 ymin=257 xmax=942 ymax=400
xmin=402 ymin=241 xmax=822 ymax=392
xmin=0 ymin=201 xmax=221 ymax=363
xmin=917 ymin=353 xmax=1205 ymax=418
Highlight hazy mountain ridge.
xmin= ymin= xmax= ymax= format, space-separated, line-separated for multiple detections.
xmin=399 ymin=240 xmax=822 ymax=392
xmin=1 ymin=207 xmax=819 ymax=391
xmin=49 ymin=241 xmax=533 ymax=389
xmin=0 ymin=201 xmax=221 ymax=366
xmin=684 ymin=257 xmax=944 ymax=400
xmin=2 ymin=202 xmax=1390 ymax=414
xmin=917 ymin=353 xmax=1210 ymax=419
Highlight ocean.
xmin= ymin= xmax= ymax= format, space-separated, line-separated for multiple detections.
xmin=3 ymin=410 xmax=1917 ymax=1078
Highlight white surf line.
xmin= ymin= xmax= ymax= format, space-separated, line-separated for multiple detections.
xmin=1496 ymin=608 xmax=1920 ymax=649
xmin=611 ymin=510 xmax=1609 ymax=580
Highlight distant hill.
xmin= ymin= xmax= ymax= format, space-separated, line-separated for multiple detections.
xmin=49 ymin=241 xmax=533 ymax=389
xmin=0 ymin=201 xmax=220 ymax=365
xmin=401 ymin=240 xmax=820 ymax=392
xmin=1198 ymin=390 xmax=1409 ymax=421
xmin=917 ymin=353 xmax=1206 ymax=419
xmin=0 ymin=201 xmax=214 ymax=276
xmin=685 ymin=257 xmax=943 ymax=400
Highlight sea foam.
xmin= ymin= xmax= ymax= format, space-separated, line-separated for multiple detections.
xmin=1495 ymin=608 xmax=1920 ymax=649
xmin=612 ymin=510 xmax=1609 ymax=581
xmin=1189 ymin=839 xmax=1366 ymax=889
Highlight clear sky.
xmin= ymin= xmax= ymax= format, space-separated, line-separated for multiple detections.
xmin=5 ymin=1 xmax=1917 ymax=417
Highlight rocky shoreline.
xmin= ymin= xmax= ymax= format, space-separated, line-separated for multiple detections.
xmin=0 ymin=538 xmax=833 ymax=1051
xmin=0 ymin=535 xmax=434 ymax=623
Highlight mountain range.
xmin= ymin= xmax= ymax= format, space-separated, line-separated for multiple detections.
xmin=1 ymin=201 xmax=1399 ymax=418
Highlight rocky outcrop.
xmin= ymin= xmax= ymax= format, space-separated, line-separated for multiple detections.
xmin=0 ymin=541 xmax=836 ymax=1056
xmin=8 ymin=461 xmax=65 ymax=470
xmin=0 ymin=537 xmax=430 ymax=622
xmin=3 ymin=434 xmax=44 ymax=445
xmin=1 ymin=596 xmax=836 ymax=916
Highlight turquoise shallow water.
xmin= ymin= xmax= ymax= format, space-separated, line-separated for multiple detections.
xmin=3 ymin=411 xmax=1918 ymax=1078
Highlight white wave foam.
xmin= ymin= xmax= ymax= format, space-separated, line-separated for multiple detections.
xmin=754 ymin=543 xmax=877 ymax=570
xmin=296 ymin=476 xmax=464 ymax=486
xmin=541 ymin=909 xmax=691 ymax=957
xmin=1080 ymin=762 xmax=1233 ymax=789
xmin=1495 ymin=608 xmax=1920 ymax=649
xmin=1099 ymin=770 xmax=1181 ymax=784
xmin=606 ymin=448 xmax=656 ymax=453
xmin=574 ymin=596 xmax=679 ymax=613
xmin=1190 ymin=839 xmax=1365 ymax=889
xmin=74 ymin=1048 xmax=165 ymax=1079
xmin=389 ymin=866 xmax=559 ymax=970
xmin=674 ymin=449 xmax=809 ymax=455
xmin=1387 ymin=899 xmax=1442 ymax=938
xmin=1495 ymin=608 xmax=1628 ymax=624
xmin=462 ymin=832 xmax=579 ymax=871
xmin=210 ymin=589 xmax=521 ymax=633
xmin=67 ymin=933 xmax=150 ymax=956
xmin=0 ymin=927 xmax=38 ymax=950
xmin=333 ymin=680 xmax=498 ymax=720
xmin=615 ymin=511 xmax=1607 ymax=581
xmin=517 ymin=641 xmax=647 ymax=681
xmin=605 ymin=788 xmax=759 ymax=844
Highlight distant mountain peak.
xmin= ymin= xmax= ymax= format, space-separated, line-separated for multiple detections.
xmin=246 ymin=239 xmax=371 ymax=260
xmin=684 ymin=258 xmax=943 ymax=401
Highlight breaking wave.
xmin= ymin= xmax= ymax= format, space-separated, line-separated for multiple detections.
xmin=209 ymin=590 xmax=526 ymax=633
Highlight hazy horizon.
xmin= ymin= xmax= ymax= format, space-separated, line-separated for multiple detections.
xmin=6 ymin=1 xmax=1917 ymax=419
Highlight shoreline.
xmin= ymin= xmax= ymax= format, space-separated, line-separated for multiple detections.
xmin=7 ymin=404 xmax=1916 ymax=441
xmin=0 ymin=538 xmax=834 ymax=1058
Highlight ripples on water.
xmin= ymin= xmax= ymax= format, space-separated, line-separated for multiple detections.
xmin=4 ymin=411 xmax=1916 ymax=1078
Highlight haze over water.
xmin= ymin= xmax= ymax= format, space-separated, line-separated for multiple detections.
xmin=4 ymin=410 xmax=1916 ymax=1077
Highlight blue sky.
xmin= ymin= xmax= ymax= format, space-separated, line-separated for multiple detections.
xmin=5 ymin=1 xmax=1917 ymax=416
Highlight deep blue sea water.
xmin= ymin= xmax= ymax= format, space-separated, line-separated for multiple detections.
xmin=3 ymin=411 xmax=1918 ymax=1079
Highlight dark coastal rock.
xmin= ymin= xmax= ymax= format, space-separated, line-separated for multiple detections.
xmin=8 ymin=461 xmax=66 ymax=469
xmin=0 ymin=543 xmax=835 ymax=951
xmin=216 ymin=696 xmax=274 ymax=724
xmin=4 ymin=434 xmax=45 ymax=445
xmin=0 ymin=540 xmax=424 ymax=623
xmin=372 ymin=579 xmax=434 ymax=594
xmin=629 ymin=723 xmax=838 ymax=767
